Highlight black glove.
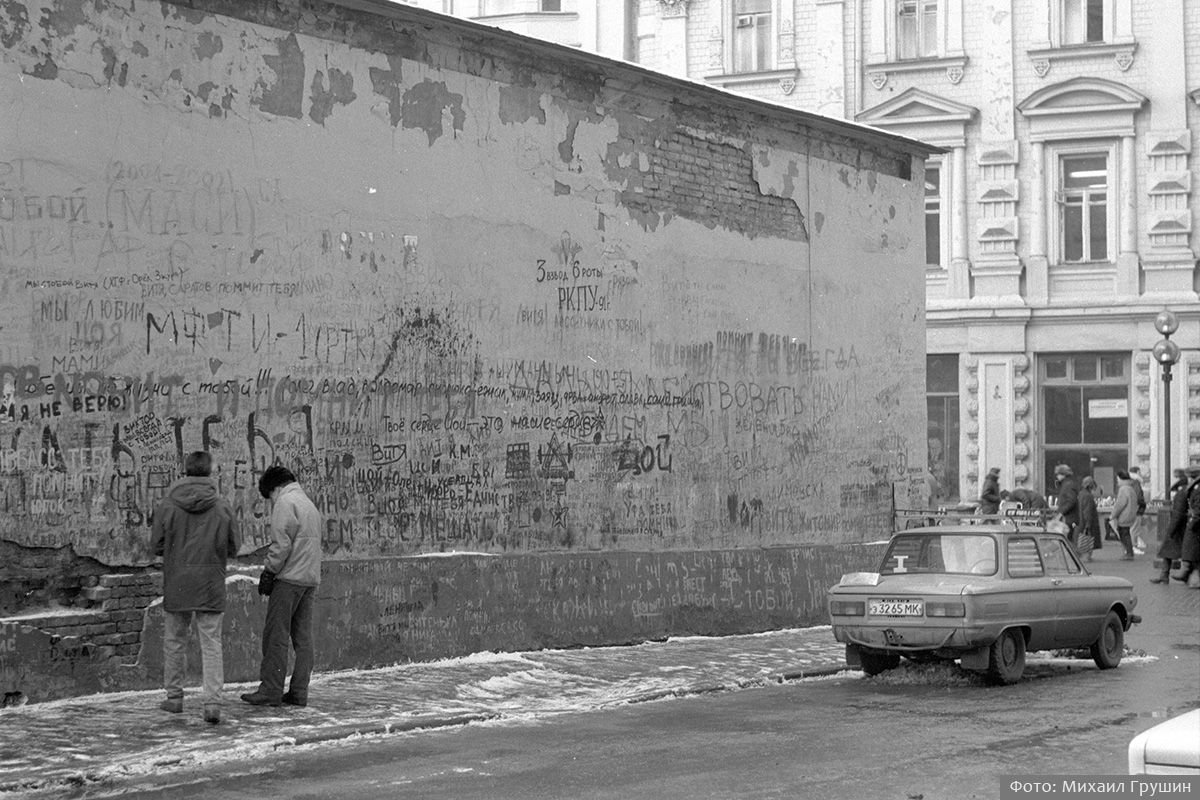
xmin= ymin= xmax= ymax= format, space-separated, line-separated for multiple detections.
xmin=258 ymin=570 xmax=276 ymax=597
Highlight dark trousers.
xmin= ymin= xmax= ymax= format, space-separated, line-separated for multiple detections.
xmin=258 ymin=580 xmax=316 ymax=700
xmin=1117 ymin=525 xmax=1135 ymax=557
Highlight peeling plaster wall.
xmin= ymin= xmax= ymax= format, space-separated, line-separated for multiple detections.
xmin=0 ymin=0 xmax=929 ymax=698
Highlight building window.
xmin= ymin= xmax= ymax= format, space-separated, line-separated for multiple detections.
xmin=479 ymin=0 xmax=563 ymax=14
xmin=924 ymin=163 xmax=942 ymax=267
xmin=733 ymin=0 xmax=772 ymax=74
xmin=897 ymin=0 xmax=938 ymax=60
xmin=1059 ymin=0 xmax=1104 ymax=45
xmin=1040 ymin=353 xmax=1128 ymax=496
xmin=866 ymin=0 xmax=966 ymax=78
xmin=1057 ymin=153 xmax=1110 ymax=263
xmin=927 ymin=354 xmax=960 ymax=504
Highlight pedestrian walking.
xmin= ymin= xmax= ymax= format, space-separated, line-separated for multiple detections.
xmin=1170 ymin=467 xmax=1200 ymax=589
xmin=925 ymin=466 xmax=944 ymax=510
xmin=151 ymin=450 xmax=241 ymax=725
xmin=1128 ymin=466 xmax=1148 ymax=552
xmin=1052 ymin=464 xmax=1081 ymax=546
xmin=1151 ymin=465 xmax=1199 ymax=583
xmin=924 ymin=466 xmax=944 ymax=525
xmin=1111 ymin=470 xmax=1139 ymax=560
xmin=1077 ymin=477 xmax=1100 ymax=562
xmin=979 ymin=467 xmax=1001 ymax=516
xmin=242 ymin=465 xmax=323 ymax=708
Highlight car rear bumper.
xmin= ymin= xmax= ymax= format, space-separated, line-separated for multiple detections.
xmin=832 ymin=622 xmax=995 ymax=653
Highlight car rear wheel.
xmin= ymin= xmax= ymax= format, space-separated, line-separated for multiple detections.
xmin=860 ymin=650 xmax=900 ymax=676
xmin=1090 ymin=610 xmax=1124 ymax=669
xmin=987 ymin=629 xmax=1026 ymax=685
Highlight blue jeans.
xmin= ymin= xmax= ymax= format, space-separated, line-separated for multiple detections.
xmin=257 ymin=580 xmax=316 ymax=700
xmin=163 ymin=610 xmax=224 ymax=707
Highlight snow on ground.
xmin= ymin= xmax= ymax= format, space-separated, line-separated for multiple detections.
xmin=0 ymin=627 xmax=848 ymax=796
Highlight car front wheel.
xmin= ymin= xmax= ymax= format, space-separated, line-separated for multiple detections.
xmin=987 ymin=629 xmax=1026 ymax=685
xmin=1090 ymin=610 xmax=1124 ymax=669
xmin=860 ymin=650 xmax=901 ymax=676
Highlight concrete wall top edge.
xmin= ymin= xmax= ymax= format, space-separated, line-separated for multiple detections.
xmin=162 ymin=0 xmax=937 ymax=173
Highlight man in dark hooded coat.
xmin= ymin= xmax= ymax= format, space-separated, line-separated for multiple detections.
xmin=152 ymin=450 xmax=241 ymax=724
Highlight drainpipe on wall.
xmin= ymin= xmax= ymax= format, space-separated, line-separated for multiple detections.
xmin=853 ymin=0 xmax=863 ymax=117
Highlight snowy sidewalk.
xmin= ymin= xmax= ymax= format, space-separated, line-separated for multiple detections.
xmin=0 ymin=627 xmax=847 ymax=797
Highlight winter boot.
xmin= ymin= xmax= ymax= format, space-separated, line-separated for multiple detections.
xmin=240 ymin=691 xmax=283 ymax=707
xmin=1149 ymin=561 xmax=1171 ymax=584
xmin=1171 ymin=561 xmax=1194 ymax=582
xmin=160 ymin=697 xmax=183 ymax=713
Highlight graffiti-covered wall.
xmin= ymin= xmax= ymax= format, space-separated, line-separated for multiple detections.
xmin=0 ymin=0 xmax=931 ymax=699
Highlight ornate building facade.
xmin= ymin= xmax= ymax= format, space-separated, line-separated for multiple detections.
xmin=411 ymin=0 xmax=1199 ymax=502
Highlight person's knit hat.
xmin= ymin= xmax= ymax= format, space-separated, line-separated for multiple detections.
xmin=1054 ymin=464 xmax=1072 ymax=477
xmin=988 ymin=467 xmax=1000 ymax=476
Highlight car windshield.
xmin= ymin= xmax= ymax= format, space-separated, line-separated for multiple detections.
xmin=879 ymin=533 xmax=998 ymax=576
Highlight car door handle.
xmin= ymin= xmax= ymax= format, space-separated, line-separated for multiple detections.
xmin=1051 ymin=579 xmax=1063 ymax=586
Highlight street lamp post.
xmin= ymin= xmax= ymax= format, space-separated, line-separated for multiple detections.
xmin=1152 ymin=310 xmax=1180 ymax=498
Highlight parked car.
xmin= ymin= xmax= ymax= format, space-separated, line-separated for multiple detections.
xmin=827 ymin=522 xmax=1140 ymax=684
xmin=1128 ymin=708 xmax=1200 ymax=774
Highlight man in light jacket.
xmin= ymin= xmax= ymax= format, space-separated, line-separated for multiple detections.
xmin=1111 ymin=470 xmax=1139 ymax=560
xmin=152 ymin=450 xmax=241 ymax=724
xmin=1128 ymin=465 xmax=1148 ymax=550
xmin=242 ymin=464 xmax=322 ymax=708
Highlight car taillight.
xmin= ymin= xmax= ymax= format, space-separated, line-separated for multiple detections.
xmin=925 ymin=602 xmax=966 ymax=617
xmin=829 ymin=600 xmax=865 ymax=616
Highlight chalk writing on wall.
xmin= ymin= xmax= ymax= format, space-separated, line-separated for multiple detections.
xmin=0 ymin=1 xmax=926 ymax=568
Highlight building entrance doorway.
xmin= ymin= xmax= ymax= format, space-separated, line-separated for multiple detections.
xmin=1040 ymin=353 xmax=1130 ymax=499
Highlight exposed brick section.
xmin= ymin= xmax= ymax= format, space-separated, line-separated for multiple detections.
xmin=621 ymin=130 xmax=807 ymax=241
xmin=81 ymin=586 xmax=112 ymax=602
xmin=6 ymin=572 xmax=164 ymax=667
xmin=0 ymin=540 xmax=108 ymax=616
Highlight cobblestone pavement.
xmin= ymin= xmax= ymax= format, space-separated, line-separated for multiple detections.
xmin=1 ymin=545 xmax=1194 ymax=799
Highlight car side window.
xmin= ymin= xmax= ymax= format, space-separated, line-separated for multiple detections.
xmin=1007 ymin=538 xmax=1044 ymax=577
xmin=1037 ymin=537 xmax=1081 ymax=575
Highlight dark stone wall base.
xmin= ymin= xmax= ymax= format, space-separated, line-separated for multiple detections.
xmin=1 ymin=544 xmax=885 ymax=703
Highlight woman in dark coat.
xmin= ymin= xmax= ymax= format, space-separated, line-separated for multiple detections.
xmin=979 ymin=468 xmax=1002 ymax=515
xmin=1077 ymin=477 xmax=1101 ymax=562
xmin=1053 ymin=464 xmax=1081 ymax=546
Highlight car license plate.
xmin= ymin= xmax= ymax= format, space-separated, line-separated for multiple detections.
xmin=869 ymin=599 xmax=924 ymax=617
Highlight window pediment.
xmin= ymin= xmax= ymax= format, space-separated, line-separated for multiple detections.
xmin=858 ymin=88 xmax=976 ymax=148
xmin=1018 ymin=77 xmax=1145 ymax=141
